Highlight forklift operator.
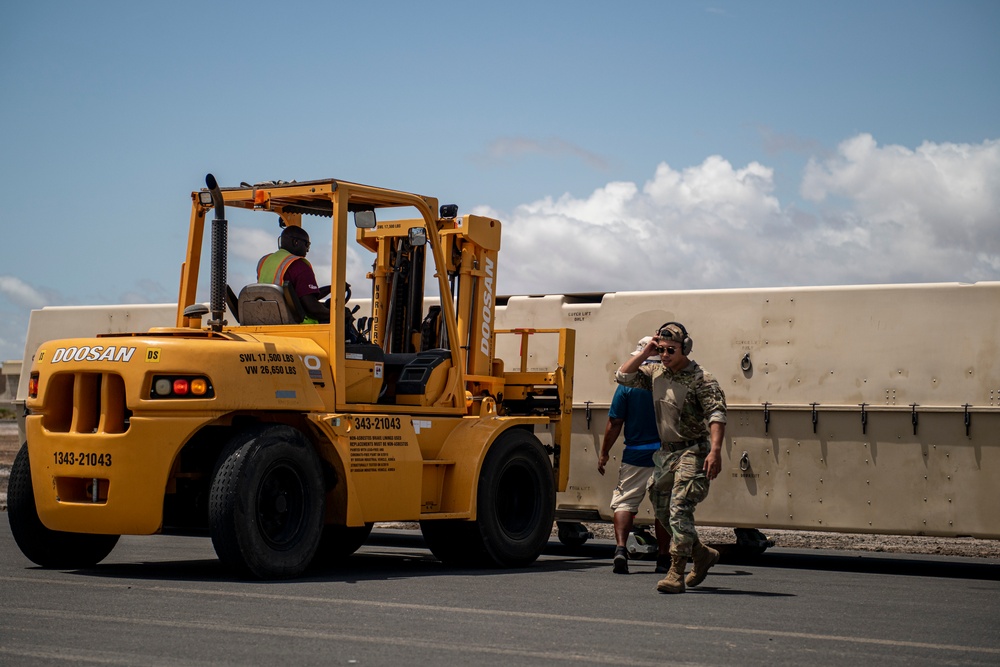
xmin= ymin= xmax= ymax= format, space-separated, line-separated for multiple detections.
xmin=256 ymin=225 xmax=331 ymax=324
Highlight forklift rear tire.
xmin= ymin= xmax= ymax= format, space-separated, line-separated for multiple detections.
xmin=476 ymin=429 xmax=555 ymax=567
xmin=7 ymin=443 xmax=119 ymax=569
xmin=421 ymin=430 xmax=553 ymax=568
xmin=209 ymin=425 xmax=325 ymax=579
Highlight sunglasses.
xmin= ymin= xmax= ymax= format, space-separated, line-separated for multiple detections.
xmin=657 ymin=346 xmax=678 ymax=355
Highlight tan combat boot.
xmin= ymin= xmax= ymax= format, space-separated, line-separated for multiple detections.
xmin=655 ymin=555 xmax=688 ymax=594
xmin=686 ymin=540 xmax=720 ymax=588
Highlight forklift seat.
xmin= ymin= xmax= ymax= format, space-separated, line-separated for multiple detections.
xmin=237 ymin=283 xmax=305 ymax=325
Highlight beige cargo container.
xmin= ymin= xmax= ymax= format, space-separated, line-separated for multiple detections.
xmin=491 ymin=281 xmax=999 ymax=540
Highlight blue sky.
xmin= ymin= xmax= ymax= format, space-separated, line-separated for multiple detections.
xmin=2 ymin=1 xmax=998 ymax=361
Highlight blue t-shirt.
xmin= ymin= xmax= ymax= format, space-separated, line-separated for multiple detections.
xmin=608 ymin=384 xmax=660 ymax=467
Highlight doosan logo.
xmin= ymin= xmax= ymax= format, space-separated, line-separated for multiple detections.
xmin=479 ymin=256 xmax=495 ymax=356
xmin=50 ymin=346 xmax=138 ymax=363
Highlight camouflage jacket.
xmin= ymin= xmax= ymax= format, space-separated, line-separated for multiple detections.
xmin=615 ymin=360 xmax=727 ymax=443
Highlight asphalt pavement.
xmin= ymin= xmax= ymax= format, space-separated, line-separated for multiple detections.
xmin=1 ymin=520 xmax=998 ymax=666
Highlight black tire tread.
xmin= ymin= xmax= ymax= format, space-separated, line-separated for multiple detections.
xmin=421 ymin=428 xmax=554 ymax=568
xmin=208 ymin=425 xmax=325 ymax=579
xmin=477 ymin=429 xmax=555 ymax=568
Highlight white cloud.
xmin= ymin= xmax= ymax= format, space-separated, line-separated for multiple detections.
xmin=643 ymin=157 xmax=781 ymax=229
xmin=0 ymin=275 xmax=50 ymax=310
xmin=476 ymin=134 xmax=1000 ymax=295
xmin=802 ymin=134 xmax=1000 ymax=281
xmin=801 ymin=134 xmax=1000 ymax=228
xmin=230 ymin=227 xmax=276 ymax=264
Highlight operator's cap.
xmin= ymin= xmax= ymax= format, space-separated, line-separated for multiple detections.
xmin=632 ymin=336 xmax=659 ymax=362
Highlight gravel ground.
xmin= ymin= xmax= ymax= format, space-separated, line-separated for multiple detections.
xmin=2 ymin=422 xmax=997 ymax=559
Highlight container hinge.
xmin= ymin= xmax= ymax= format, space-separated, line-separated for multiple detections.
xmin=963 ymin=404 xmax=972 ymax=437
xmin=910 ymin=403 xmax=919 ymax=435
xmin=859 ymin=403 xmax=868 ymax=435
xmin=810 ymin=402 xmax=819 ymax=433
xmin=762 ymin=402 xmax=770 ymax=434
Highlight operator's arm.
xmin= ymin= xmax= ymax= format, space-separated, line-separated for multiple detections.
xmin=287 ymin=260 xmax=331 ymax=323
xmin=598 ymin=418 xmax=625 ymax=476
xmin=299 ymin=294 xmax=331 ymax=323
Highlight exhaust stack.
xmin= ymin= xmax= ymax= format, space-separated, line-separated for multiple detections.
xmin=204 ymin=173 xmax=227 ymax=332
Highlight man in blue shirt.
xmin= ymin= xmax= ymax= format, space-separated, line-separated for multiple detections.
xmin=598 ymin=337 xmax=670 ymax=574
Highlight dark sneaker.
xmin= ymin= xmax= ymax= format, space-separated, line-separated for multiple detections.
xmin=613 ymin=546 xmax=629 ymax=574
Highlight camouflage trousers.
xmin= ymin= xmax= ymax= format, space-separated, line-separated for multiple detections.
xmin=647 ymin=441 xmax=711 ymax=558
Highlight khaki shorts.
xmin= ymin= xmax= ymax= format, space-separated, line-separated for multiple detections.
xmin=609 ymin=462 xmax=655 ymax=514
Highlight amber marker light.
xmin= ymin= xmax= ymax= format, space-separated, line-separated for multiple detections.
xmin=28 ymin=372 xmax=39 ymax=398
xmin=190 ymin=378 xmax=208 ymax=395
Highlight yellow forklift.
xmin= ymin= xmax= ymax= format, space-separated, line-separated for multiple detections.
xmin=9 ymin=175 xmax=574 ymax=578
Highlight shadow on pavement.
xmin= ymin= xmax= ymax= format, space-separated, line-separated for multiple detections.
xmin=729 ymin=548 xmax=1000 ymax=581
xmin=37 ymin=529 xmax=1000 ymax=585
xmin=59 ymin=530 xmax=608 ymax=585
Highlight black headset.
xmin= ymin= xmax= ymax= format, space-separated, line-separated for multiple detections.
xmin=658 ymin=321 xmax=692 ymax=355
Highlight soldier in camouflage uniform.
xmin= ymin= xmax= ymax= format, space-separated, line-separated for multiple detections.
xmin=615 ymin=322 xmax=727 ymax=594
